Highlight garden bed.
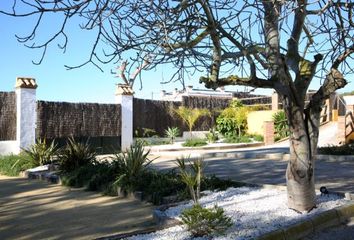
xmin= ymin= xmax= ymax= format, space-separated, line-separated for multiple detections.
xmin=126 ymin=187 xmax=350 ymax=240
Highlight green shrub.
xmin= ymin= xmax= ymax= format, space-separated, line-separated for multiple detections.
xmin=22 ymin=138 xmax=58 ymax=166
xmin=136 ymin=138 xmax=170 ymax=146
xmin=60 ymin=160 xmax=119 ymax=194
xmin=133 ymin=169 xmax=187 ymax=204
xmin=251 ymin=134 xmax=264 ymax=142
xmin=201 ymin=175 xmax=242 ymax=191
xmin=165 ymin=127 xmax=180 ymax=144
xmin=0 ymin=154 xmax=35 ymax=176
xmin=205 ymin=128 xmax=219 ymax=143
xmin=317 ymin=144 xmax=354 ymax=155
xmin=58 ymin=137 xmax=96 ymax=172
xmin=224 ymin=135 xmax=252 ymax=143
xmin=182 ymin=138 xmax=208 ymax=147
xmin=216 ymin=102 xmax=249 ymax=137
xmin=112 ymin=141 xmax=154 ymax=193
xmin=273 ymin=111 xmax=289 ymax=140
xmin=181 ymin=204 xmax=233 ymax=237
xmin=134 ymin=128 xmax=158 ymax=138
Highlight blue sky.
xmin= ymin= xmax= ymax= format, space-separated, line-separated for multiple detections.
xmin=0 ymin=3 xmax=352 ymax=104
xmin=0 ymin=4 xmax=206 ymax=103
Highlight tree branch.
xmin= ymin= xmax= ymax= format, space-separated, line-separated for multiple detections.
xmin=200 ymin=75 xmax=273 ymax=90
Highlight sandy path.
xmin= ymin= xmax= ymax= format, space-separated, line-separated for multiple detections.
xmin=0 ymin=175 xmax=156 ymax=240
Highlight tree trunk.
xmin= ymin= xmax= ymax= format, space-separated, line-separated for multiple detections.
xmin=285 ymin=105 xmax=317 ymax=212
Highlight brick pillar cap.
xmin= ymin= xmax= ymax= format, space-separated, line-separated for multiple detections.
xmin=15 ymin=77 xmax=37 ymax=89
xmin=115 ymin=84 xmax=134 ymax=96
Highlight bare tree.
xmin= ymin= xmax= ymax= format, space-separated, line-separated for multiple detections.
xmin=2 ymin=0 xmax=354 ymax=212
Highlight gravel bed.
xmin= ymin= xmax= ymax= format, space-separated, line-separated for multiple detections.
xmin=127 ymin=187 xmax=349 ymax=240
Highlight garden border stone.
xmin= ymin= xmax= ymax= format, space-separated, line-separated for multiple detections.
xmin=257 ymin=202 xmax=354 ymax=240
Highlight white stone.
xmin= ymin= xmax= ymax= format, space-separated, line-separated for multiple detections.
xmin=116 ymin=94 xmax=133 ymax=151
xmin=16 ymin=88 xmax=36 ymax=151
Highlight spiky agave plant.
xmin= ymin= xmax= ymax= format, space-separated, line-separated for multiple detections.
xmin=59 ymin=137 xmax=96 ymax=172
xmin=22 ymin=138 xmax=58 ymax=166
xmin=112 ymin=141 xmax=155 ymax=192
xmin=165 ymin=127 xmax=180 ymax=144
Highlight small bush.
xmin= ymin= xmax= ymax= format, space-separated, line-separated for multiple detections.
xmin=136 ymin=138 xmax=170 ymax=146
xmin=182 ymin=138 xmax=208 ymax=147
xmin=0 ymin=154 xmax=35 ymax=176
xmin=273 ymin=111 xmax=289 ymax=140
xmin=181 ymin=204 xmax=233 ymax=237
xmin=58 ymin=137 xmax=96 ymax=172
xmin=22 ymin=138 xmax=58 ymax=166
xmin=206 ymin=128 xmax=219 ymax=143
xmin=134 ymin=128 xmax=158 ymax=138
xmin=201 ymin=175 xmax=242 ymax=191
xmin=250 ymin=134 xmax=264 ymax=142
xmin=60 ymin=160 xmax=118 ymax=193
xmin=318 ymin=144 xmax=354 ymax=155
xmin=224 ymin=135 xmax=252 ymax=143
xmin=165 ymin=127 xmax=180 ymax=144
xmin=133 ymin=169 xmax=187 ymax=205
xmin=112 ymin=141 xmax=154 ymax=193
xmin=216 ymin=101 xmax=249 ymax=138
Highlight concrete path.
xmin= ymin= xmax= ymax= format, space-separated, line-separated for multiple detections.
xmin=303 ymin=220 xmax=354 ymax=240
xmin=151 ymin=145 xmax=354 ymax=194
xmin=0 ymin=175 xmax=156 ymax=240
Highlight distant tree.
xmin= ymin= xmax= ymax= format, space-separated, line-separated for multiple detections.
xmin=174 ymin=106 xmax=210 ymax=137
xmin=2 ymin=0 xmax=354 ymax=212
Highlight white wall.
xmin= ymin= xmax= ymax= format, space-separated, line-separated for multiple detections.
xmin=0 ymin=141 xmax=19 ymax=155
xmin=116 ymin=95 xmax=133 ymax=151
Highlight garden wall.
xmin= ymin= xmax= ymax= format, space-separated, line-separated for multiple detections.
xmin=133 ymin=98 xmax=184 ymax=136
xmin=134 ymin=96 xmax=234 ymax=136
xmin=36 ymin=101 xmax=121 ymax=153
xmin=0 ymin=92 xmax=16 ymax=141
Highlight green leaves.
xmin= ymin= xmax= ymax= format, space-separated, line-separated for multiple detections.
xmin=174 ymin=106 xmax=210 ymax=134
xmin=112 ymin=141 xmax=155 ymax=192
xmin=216 ymin=100 xmax=249 ymax=138
xmin=181 ymin=204 xmax=233 ymax=237
xmin=272 ymin=110 xmax=289 ymax=140
xmin=22 ymin=138 xmax=58 ymax=166
xmin=176 ymin=157 xmax=204 ymax=204
xmin=59 ymin=137 xmax=96 ymax=172
xmin=164 ymin=127 xmax=180 ymax=144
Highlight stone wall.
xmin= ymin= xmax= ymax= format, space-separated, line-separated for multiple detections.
xmin=0 ymin=92 xmax=16 ymax=140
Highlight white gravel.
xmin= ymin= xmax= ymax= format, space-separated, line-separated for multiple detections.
xmin=127 ymin=187 xmax=349 ymax=240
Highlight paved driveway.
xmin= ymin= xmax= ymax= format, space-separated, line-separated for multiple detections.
xmin=151 ymin=146 xmax=354 ymax=194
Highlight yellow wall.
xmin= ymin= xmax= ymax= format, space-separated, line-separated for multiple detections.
xmin=247 ymin=110 xmax=279 ymax=135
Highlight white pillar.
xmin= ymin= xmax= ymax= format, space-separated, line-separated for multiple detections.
xmin=15 ymin=77 xmax=37 ymax=151
xmin=115 ymin=84 xmax=134 ymax=151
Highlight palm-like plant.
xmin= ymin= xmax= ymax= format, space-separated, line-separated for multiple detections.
xmin=176 ymin=156 xmax=204 ymax=204
xmin=112 ymin=141 xmax=155 ymax=192
xmin=59 ymin=137 xmax=97 ymax=172
xmin=22 ymin=138 xmax=58 ymax=166
xmin=165 ymin=127 xmax=180 ymax=144
xmin=174 ymin=106 xmax=210 ymax=138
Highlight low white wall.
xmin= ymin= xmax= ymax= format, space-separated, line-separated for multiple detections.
xmin=0 ymin=141 xmax=19 ymax=155
xmin=183 ymin=131 xmax=209 ymax=140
